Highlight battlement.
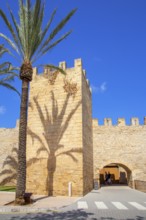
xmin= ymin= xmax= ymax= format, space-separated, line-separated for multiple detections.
xmin=33 ymin=58 xmax=83 ymax=76
xmin=58 ymin=58 xmax=83 ymax=70
xmin=32 ymin=58 xmax=91 ymax=93
xmin=93 ymin=117 xmax=146 ymax=126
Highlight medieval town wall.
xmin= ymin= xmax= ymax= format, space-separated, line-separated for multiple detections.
xmin=93 ymin=117 xmax=146 ymax=192
xmin=0 ymin=58 xmax=146 ymax=194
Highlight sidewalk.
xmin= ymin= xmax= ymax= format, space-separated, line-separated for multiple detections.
xmin=0 ymin=192 xmax=80 ymax=213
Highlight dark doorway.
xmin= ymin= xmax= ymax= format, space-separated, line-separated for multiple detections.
xmin=100 ymin=163 xmax=128 ymax=185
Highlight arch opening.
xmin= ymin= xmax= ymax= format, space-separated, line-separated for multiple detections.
xmin=99 ymin=163 xmax=132 ymax=187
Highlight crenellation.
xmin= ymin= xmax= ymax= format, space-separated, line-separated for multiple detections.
xmin=32 ymin=59 xmax=84 ymax=84
xmin=104 ymin=118 xmax=112 ymax=126
xmin=144 ymin=117 xmax=146 ymax=125
xmin=74 ymin=58 xmax=82 ymax=68
xmin=44 ymin=66 xmax=48 ymax=74
xmin=93 ymin=117 xmax=146 ymax=126
xmin=92 ymin=119 xmax=98 ymax=126
xmin=59 ymin=61 xmax=66 ymax=70
xmin=16 ymin=119 xmax=19 ymax=128
xmin=118 ymin=118 xmax=125 ymax=126
xmin=131 ymin=117 xmax=139 ymax=126
xmin=32 ymin=67 xmax=38 ymax=79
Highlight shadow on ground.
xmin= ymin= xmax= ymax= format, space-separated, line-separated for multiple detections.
xmin=32 ymin=196 xmax=49 ymax=202
xmin=5 ymin=211 xmax=145 ymax=220
xmin=5 ymin=210 xmax=96 ymax=220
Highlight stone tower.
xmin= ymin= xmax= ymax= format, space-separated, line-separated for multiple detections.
xmin=26 ymin=59 xmax=93 ymax=196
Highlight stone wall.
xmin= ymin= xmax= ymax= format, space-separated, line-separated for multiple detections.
xmin=134 ymin=180 xmax=146 ymax=193
xmin=0 ymin=121 xmax=19 ymax=185
xmin=0 ymin=58 xmax=146 ymax=195
xmin=93 ymin=118 xmax=146 ymax=190
xmin=82 ymin=68 xmax=93 ymax=195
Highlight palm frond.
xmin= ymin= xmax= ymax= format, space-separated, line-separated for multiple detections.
xmin=0 ymin=62 xmax=11 ymax=71
xmin=44 ymin=64 xmax=66 ymax=75
xmin=0 ymin=44 xmax=20 ymax=95
xmin=0 ymin=69 xmax=19 ymax=79
xmin=0 ymin=75 xmax=17 ymax=82
xmin=7 ymin=5 xmax=24 ymax=57
xmin=34 ymin=31 xmax=72 ymax=62
xmin=0 ymin=33 xmax=19 ymax=54
xmin=1 ymin=75 xmax=14 ymax=82
xmin=0 ymin=81 xmax=20 ymax=96
xmin=0 ymin=61 xmax=19 ymax=76
xmin=40 ymin=9 xmax=77 ymax=52
xmin=0 ymin=9 xmax=20 ymax=53
xmin=39 ymin=8 xmax=57 ymax=45
xmin=0 ymin=44 xmax=9 ymax=57
xmin=0 ymin=1 xmax=77 ymax=65
xmin=28 ymin=0 xmax=44 ymax=60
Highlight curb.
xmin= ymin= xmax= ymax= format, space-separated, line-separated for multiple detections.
xmin=0 ymin=206 xmax=58 ymax=214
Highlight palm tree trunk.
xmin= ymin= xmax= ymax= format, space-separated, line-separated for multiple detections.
xmin=15 ymin=80 xmax=29 ymax=204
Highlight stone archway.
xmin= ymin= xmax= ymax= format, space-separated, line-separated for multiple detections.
xmin=94 ymin=162 xmax=134 ymax=189
xmin=99 ymin=163 xmax=132 ymax=186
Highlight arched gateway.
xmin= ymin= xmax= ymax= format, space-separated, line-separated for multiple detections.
xmin=0 ymin=59 xmax=146 ymax=195
xmin=98 ymin=163 xmax=132 ymax=187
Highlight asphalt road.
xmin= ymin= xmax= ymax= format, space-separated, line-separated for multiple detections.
xmin=0 ymin=186 xmax=146 ymax=220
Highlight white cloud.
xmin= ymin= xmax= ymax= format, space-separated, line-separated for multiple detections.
xmin=0 ymin=106 xmax=6 ymax=115
xmin=100 ymin=82 xmax=107 ymax=92
xmin=91 ymin=82 xmax=107 ymax=93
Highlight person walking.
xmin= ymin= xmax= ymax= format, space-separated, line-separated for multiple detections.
xmin=105 ymin=172 xmax=108 ymax=185
xmin=107 ymin=172 xmax=112 ymax=185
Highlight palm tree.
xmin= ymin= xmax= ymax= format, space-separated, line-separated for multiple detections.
xmin=0 ymin=44 xmax=20 ymax=95
xmin=0 ymin=0 xmax=76 ymax=204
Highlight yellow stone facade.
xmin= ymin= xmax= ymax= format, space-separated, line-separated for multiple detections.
xmin=26 ymin=59 xmax=93 ymax=196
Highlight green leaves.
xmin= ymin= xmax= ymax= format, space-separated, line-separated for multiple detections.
xmin=37 ymin=8 xmax=77 ymax=59
xmin=0 ymin=44 xmax=20 ymax=96
xmin=0 ymin=1 xmax=77 ymax=94
xmin=44 ymin=64 xmax=67 ymax=75
xmin=0 ymin=0 xmax=77 ymax=64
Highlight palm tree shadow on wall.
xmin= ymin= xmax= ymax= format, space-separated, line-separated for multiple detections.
xmin=0 ymin=147 xmax=18 ymax=185
xmin=27 ymin=91 xmax=82 ymax=196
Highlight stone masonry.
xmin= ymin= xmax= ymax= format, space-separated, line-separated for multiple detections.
xmin=0 ymin=58 xmax=146 ymax=194
xmin=0 ymin=120 xmax=19 ymax=185
xmin=26 ymin=59 xmax=93 ymax=196
xmin=93 ymin=117 xmax=146 ymax=192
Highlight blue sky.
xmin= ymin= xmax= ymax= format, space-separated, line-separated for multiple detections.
xmin=0 ymin=0 xmax=146 ymax=127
